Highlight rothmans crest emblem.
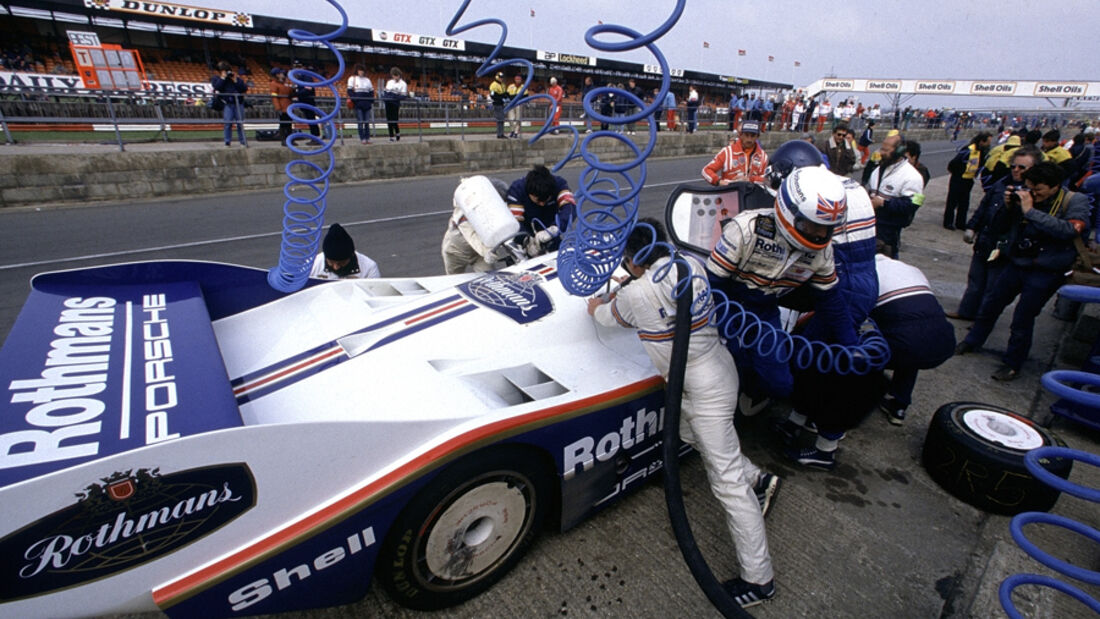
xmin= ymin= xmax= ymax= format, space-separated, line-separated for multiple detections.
xmin=458 ymin=271 xmax=554 ymax=324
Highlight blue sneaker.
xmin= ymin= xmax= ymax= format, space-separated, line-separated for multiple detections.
xmin=785 ymin=446 xmax=837 ymax=470
xmin=723 ymin=577 xmax=776 ymax=608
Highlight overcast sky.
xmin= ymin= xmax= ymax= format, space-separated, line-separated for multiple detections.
xmin=233 ymin=0 xmax=1097 ymax=110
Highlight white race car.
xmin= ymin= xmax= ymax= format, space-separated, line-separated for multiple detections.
xmin=0 ymin=182 xmax=749 ymax=618
xmin=0 ymin=255 xmax=673 ymax=618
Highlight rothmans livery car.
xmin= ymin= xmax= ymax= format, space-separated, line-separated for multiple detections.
xmin=0 ymin=255 xmax=678 ymax=617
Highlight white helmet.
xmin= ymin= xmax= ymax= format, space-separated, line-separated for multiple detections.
xmin=774 ymin=166 xmax=847 ymax=251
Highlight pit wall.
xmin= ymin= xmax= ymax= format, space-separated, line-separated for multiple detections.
xmin=0 ymin=128 xmax=974 ymax=208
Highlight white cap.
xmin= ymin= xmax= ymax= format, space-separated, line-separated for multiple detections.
xmin=550 ymin=77 xmax=557 ymax=85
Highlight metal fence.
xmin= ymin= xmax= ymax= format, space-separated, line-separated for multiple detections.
xmin=1 ymin=87 xmax=1095 ymax=151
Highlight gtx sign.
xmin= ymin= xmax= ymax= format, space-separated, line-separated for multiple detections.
xmin=0 ymin=464 xmax=255 ymax=601
xmin=372 ymin=30 xmax=465 ymax=51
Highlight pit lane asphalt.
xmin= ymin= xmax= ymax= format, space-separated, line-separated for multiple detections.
xmin=3 ymin=142 xmax=1098 ymax=618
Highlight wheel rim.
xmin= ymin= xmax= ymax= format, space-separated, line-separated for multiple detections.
xmin=419 ymin=473 xmax=534 ymax=590
xmin=959 ymin=408 xmax=1045 ymax=451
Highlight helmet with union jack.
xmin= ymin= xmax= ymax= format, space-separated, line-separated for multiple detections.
xmin=774 ymin=165 xmax=846 ymax=251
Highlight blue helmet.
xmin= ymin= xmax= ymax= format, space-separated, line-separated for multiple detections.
xmin=766 ymin=139 xmax=829 ymax=189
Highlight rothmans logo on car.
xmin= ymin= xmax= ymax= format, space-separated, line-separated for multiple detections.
xmin=0 ymin=464 xmax=255 ymax=602
xmin=458 ymin=272 xmax=554 ymax=324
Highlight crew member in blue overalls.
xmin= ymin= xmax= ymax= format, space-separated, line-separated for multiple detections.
xmin=505 ymin=165 xmax=577 ymax=257
xmin=706 ymin=166 xmax=857 ymax=419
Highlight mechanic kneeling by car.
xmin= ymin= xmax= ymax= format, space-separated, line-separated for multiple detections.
xmin=587 ymin=218 xmax=782 ymax=609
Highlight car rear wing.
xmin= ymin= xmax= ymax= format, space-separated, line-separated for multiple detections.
xmin=0 ymin=261 xmax=282 ymax=489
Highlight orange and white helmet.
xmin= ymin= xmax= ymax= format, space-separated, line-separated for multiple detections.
xmin=774 ymin=166 xmax=847 ymax=251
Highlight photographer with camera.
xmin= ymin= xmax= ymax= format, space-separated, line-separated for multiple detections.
xmin=211 ymin=61 xmax=248 ymax=146
xmin=955 ymin=161 xmax=1091 ymax=381
xmin=949 ymin=147 xmax=1040 ymax=321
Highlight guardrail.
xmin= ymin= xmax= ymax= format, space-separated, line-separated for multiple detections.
xmin=0 ymin=87 xmax=687 ymax=151
xmin=1 ymin=87 xmax=1093 ymax=152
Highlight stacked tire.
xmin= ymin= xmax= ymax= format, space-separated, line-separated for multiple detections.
xmin=922 ymin=402 xmax=1073 ymax=516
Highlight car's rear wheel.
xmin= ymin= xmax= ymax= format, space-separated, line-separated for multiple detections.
xmin=377 ymin=448 xmax=548 ymax=610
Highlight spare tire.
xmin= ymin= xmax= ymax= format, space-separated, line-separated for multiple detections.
xmin=921 ymin=402 xmax=1072 ymax=515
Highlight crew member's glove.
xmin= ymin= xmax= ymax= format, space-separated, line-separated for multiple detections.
xmin=535 ymin=225 xmax=559 ymax=244
xmin=963 ymin=229 xmax=975 ymax=244
xmin=525 ymin=235 xmax=543 ymax=257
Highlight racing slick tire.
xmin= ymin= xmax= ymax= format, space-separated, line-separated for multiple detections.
xmin=377 ymin=447 xmax=550 ymax=610
xmin=921 ymin=402 xmax=1072 ymax=516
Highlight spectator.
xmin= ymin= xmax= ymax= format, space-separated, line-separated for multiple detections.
xmin=905 ymin=140 xmax=931 ymax=187
xmin=309 ymin=223 xmax=381 ymax=280
xmin=581 ymin=75 xmax=596 ymax=133
xmin=686 ymin=86 xmax=700 ymax=134
xmin=664 ymin=88 xmax=677 ymax=131
xmin=943 ymin=132 xmax=992 ymax=230
xmin=762 ymin=96 xmax=775 ymax=131
xmin=625 ymin=78 xmax=644 ymax=136
xmin=819 ymin=124 xmax=856 ymax=176
xmin=956 ymin=162 xmax=1090 ymax=382
xmin=269 ymin=68 xmax=293 ymax=144
xmin=801 ymin=96 xmax=817 ymax=133
xmin=1041 ymin=129 xmax=1076 ymax=177
xmin=729 ymin=91 xmax=741 ymax=131
xmin=653 ymin=87 xmax=664 ymax=133
xmin=599 ymin=84 xmax=614 ymax=132
xmin=489 ymin=71 xmax=507 ymax=139
xmin=548 ymin=77 xmax=564 ymax=133
xmin=382 ymin=67 xmax=407 ymax=141
xmin=210 ymin=61 xmax=247 ymax=147
xmin=347 ymin=64 xmax=375 ymax=144
xmin=856 ymin=120 xmax=875 ymax=166
xmin=613 ymin=82 xmax=628 ymax=135
xmin=291 ymin=61 xmax=321 ymax=139
xmin=866 ymin=134 xmax=925 ymax=258
xmin=951 ymin=147 xmax=1041 ymax=321
xmin=817 ymin=98 xmax=832 ymax=132
xmin=701 ymin=121 xmax=768 ymax=186
xmin=507 ymin=74 xmax=524 ymax=138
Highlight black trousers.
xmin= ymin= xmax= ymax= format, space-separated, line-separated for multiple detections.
xmin=384 ymin=101 xmax=401 ymax=137
xmin=944 ymin=175 xmax=974 ymax=228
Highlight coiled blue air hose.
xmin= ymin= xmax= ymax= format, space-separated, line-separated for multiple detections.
xmin=999 ymin=446 xmax=1100 ymax=617
xmin=267 ymin=0 xmax=348 ymax=293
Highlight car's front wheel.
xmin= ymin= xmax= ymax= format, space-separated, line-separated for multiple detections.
xmin=377 ymin=448 xmax=549 ymax=610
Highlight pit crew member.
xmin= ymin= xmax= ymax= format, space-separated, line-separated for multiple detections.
xmin=706 ymin=166 xmax=858 ymax=409
xmin=506 ymin=165 xmax=577 ymax=257
xmin=588 ymin=218 xmax=781 ymax=608
xmin=309 ymin=223 xmax=381 ymax=280
xmin=702 ymin=121 xmax=769 ymax=186
xmin=873 ymin=251 xmax=956 ymax=425
xmin=759 ymin=141 xmax=880 ymax=469
xmin=866 ymin=133 xmax=925 ymax=258
xmin=441 ymin=176 xmax=514 ymax=274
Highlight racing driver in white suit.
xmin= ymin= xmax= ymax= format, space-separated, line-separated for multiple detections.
xmin=587 ymin=218 xmax=781 ymax=609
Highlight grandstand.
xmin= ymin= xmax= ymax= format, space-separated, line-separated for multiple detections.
xmin=1 ymin=0 xmax=786 ymax=108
